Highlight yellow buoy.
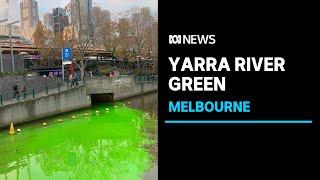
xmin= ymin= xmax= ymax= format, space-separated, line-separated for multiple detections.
xmin=43 ymin=122 xmax=47 ymax=126
xmin=114 ymin=105 xmax=118 ymax=108
xmin=84 ymin=113 xmax=89 ymax=116
xmin=58 ymin=119 xmax=63 ymax=122
xmin=128 ymin=101 xmax=131 ymax=105
xmin=9 ymin=123 xmax=15 ymax=135
xmin=96 ymin=110 xmax=100 ymax=113
xmin=17 ymin=129 xmax=21 ymax=133
xmin=72 ymin=116 xmax=76 ymax=119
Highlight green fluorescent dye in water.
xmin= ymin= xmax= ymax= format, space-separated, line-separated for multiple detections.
xmin=0 ymin=103 xmax=156 ymax=180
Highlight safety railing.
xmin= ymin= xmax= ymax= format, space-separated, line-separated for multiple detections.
xmin=134 ymin=75 xmax=158 ymax=83
xmin=0 ymin=81 xmax=82 ymax=106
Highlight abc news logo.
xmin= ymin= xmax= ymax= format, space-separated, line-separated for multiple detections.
xmin=169 ymin=34 xmax=216 ymax=45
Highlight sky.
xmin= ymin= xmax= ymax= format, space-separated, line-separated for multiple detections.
xmin=2 ymin=0 xmax=158 ymax=22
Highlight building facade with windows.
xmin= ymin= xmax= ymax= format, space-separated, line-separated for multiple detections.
xmin=43 ymin=12 xmax=54 ymax=32
xmin=20 ymin=0 xmax=39 ymax=41
xmin=52 ymin=7 xmax=69 ymax=34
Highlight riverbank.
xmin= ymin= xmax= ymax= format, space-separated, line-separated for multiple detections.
xmin=1 ymin=75 xmax=158 ymax=129
xmin=0 ymin=85 xmax=91 ymax=129
xmin=0 ymin=97 xmax=158 ymax=179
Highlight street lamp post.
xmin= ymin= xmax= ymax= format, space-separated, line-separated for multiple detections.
xmin=0 ymin=45 xmax=3 ymax=72
xmin=0 ymin=19 xmax=19 ymax=73
xmin=9 ymin=24 xmax=15 ymax=72
xmin=0 ymin=19 xmax=8 ymax=72
xmin=8 ymin=20 xmax=20 ymax=73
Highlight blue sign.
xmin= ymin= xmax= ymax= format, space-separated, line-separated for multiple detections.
xmin=62 ymin=48 xmax=72 ymax=61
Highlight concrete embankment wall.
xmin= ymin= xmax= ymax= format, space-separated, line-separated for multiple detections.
xmin=113 ymin=82 xmax=158 ymax=100
xmin=0 ymin=86 xmax=91 ymax=128
xmin=85 ymin=76 xmax=158 ymax=101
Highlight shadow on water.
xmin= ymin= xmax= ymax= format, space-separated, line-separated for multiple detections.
xmin=120 ymin=92 xmax=158 ymax=160
xmin=0 ymin=92 xmax=158 ymax=180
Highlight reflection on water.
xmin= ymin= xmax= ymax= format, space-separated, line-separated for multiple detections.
xmin=125 ymin=92 xmax=158 ymax=119
xmin=122 ymin=92 xmax=158 ymax=162
xmin=0 ymin=92 xmax=158 ymax=180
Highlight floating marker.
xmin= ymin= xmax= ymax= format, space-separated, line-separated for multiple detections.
xmin=72 ymin=116 xmax=76 ymax=119
xmin=114 ymin=106 xmax=118 ymax=108
xmin=58 ymin=119 xmax=63 ymax=122
xmin=128 ymin=102 xmax=131 ymax=105
xmin=9 ymin=123 xmax=15 ymax=135
xmin=105 ymin=108 xmax=109 ymax=111
xmin=84 ymin=113 xmax=89 ymax=116
xmin=43 ymin=122 xmax=47 ymax=126
xmin=96 ymin=110 xmax=100 ymax=113
xmin=17 ymin=129 xmax=21 ymax=132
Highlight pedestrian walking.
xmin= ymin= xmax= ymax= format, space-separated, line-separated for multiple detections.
xmin=13 ymin=82 xmax=19 ymax=100
xmin=20 ymin=83 xmax=27 ymax=99
xmin=74 ymin=73 xmax=79 ymax=86
xmin=69 ymin=74 xmax=74 ymax=87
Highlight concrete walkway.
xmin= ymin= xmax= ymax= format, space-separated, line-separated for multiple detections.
xmin=1 ymin=81 xmax=83 ymax=106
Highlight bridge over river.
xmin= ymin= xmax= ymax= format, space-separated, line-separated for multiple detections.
xmin=0 ymin=75 xmax=157 ymax=128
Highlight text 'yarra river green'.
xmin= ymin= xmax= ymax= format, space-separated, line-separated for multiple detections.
xmin=0 ymin=93 xmax=158 ymax=180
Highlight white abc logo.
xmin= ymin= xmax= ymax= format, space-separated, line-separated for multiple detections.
xmin=169 ymin=35 xmax=181 ymax=44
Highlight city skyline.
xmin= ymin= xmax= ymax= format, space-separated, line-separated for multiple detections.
xmin=1 ymin=0 xmax=158 ymax=23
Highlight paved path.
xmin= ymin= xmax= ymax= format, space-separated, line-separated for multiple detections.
xmin=1 ymin=82 xmax=83 ymax=106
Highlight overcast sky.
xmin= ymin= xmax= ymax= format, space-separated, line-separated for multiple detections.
xmin=3 ymin=0 xmax=158 ymax=22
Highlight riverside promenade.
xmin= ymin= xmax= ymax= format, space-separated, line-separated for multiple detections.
xmin=0 ymin=75 xmax=158 ymax=128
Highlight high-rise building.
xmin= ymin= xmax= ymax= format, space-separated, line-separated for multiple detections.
xmin=65 ymin=3 xmax=72 ymax=24
xmin=92 ymin=7 xmax=111 ymax=48
xmin=43 ymin=12 xmax=54 ymax=32
xmin=68 ymin=0 xmax=93 ymax=37
xmin=20 ymin=0 xmax=39 ymax=41
xmin=93 ymin=7 xmax=110 ymax=23
xmin=0 ymin=0 xmax=9 ymax=20
xmin=1 ymin=0 xmax=22 ymax=36
xmin=0 ymin=0 xmax=9 ymax=35
xmin=52 ymin=7 xmax=69 ymax=34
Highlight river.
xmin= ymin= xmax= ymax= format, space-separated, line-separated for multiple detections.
xmin=0 ymin=92 xmax=158 ymax=180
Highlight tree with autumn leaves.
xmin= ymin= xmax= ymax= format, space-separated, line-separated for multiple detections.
xmin=33 ymin=21 xmax=67 ymax=64
xmin=33 ymin=6 xmax=158 ymax=80
xmin=114 ymin=7 xmax=158 ymax=60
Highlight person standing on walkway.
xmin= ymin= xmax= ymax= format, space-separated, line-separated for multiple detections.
xmin=69 ymin=74 xmax=74 ymax=87
xmin=13 ymin=82 xmax=19 ymax=100
xmin=20 ymin=83 xmax=27 ymax=99
xmin=74 ymin=72 xmax=79 ymax=86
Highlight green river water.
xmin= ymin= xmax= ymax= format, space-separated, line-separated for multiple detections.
xmin=0 ymin=93 xmax=157 ymax=180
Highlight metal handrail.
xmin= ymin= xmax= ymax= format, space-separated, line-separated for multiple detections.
xmin=0 ymin=81 xmax=82 ymax=106
xmin=134 ymin=75 xmax=158 ymax=82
